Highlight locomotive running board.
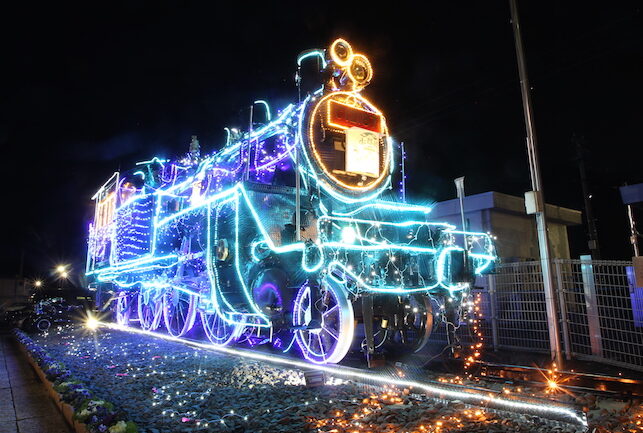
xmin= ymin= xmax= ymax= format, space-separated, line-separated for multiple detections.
xmin=97 ymin=321 xmax=587 ymax=429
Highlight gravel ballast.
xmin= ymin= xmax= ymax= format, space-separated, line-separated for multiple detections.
xmin=25 ymin=325 xmax=640 ymax=433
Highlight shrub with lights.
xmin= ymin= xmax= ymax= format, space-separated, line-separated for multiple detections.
xmin=13 ymin=329 xmax=138 ymax=433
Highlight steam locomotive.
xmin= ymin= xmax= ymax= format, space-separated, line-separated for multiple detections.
xmin=86 ymin=39 xmax=496 ymax=365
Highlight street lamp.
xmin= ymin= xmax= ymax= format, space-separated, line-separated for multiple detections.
xmin=55 ymin=264 xmax=70 ymax=289
xmin=34 ymin=280 xmax=42 ymax=288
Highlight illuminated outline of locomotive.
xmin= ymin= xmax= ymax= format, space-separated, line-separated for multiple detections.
xmin=86 ymin=39 xmax=496 ymax=365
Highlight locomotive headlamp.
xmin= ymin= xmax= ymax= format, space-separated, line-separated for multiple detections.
xmin=329 ymin=38 xmax=353 ymax=67
xmin=348 ymin=54 xmax=373 ymax=89
xmin=341 ymin=226 xmax=357 ymax=244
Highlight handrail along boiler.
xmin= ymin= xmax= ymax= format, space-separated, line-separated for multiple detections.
xmin=86 ymin=39 xmax=496 ymax=365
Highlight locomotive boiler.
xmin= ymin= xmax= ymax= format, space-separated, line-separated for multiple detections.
xmin=86 ymin=39 xmax=496 ymax=365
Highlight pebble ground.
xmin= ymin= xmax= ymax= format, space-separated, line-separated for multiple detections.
xmin=27 ymin=325 xmax=641 ymax=433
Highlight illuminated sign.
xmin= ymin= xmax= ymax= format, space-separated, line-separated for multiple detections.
xmin=345 ymin=127 xmax=380 ymax=178
xmin=305 ymin=92 xmax=391 ymax=194
xmin=328 ymin=100 xmax=382 ymax=133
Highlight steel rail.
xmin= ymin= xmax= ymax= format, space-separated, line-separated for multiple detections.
xmin=475 ymin=360 xmax=643 ymax=399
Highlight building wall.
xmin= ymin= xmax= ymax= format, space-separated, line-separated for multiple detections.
xmin=432 ymin=209 xmax=572 ymax=260
xmin=0 ymin=278 xmax=28 ymax=307
xmin=429 ymin=192 xmax=580 ymax=261
xmin=490 ymin=211 xmax=571 ymax=260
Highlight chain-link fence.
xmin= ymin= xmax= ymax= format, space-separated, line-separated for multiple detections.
xmin=478 ymin=259 xmax=643 ymax=372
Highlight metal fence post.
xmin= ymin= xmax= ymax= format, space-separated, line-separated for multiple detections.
xmin=580 ymin=255 xmax=603 ymax=358
xmin=488 ymin=273 xmax=499 ymax=352
xmin=554 ymin=259 xmax=572 ymax=360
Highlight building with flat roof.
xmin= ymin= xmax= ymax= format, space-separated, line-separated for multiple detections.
xmin=431 ymin=191 xmax=582 ymax=261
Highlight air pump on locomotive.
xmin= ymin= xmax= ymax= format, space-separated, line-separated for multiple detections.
xmin=86 ymin=39 xmax=496 ymax=365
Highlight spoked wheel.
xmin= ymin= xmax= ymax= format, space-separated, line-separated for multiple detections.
xmin=115 ymin=291 xmax=134 ymax=326
xmin=138 ymin=290 xmax=163 ymax=331
xmin=389 ymin=294 xmax=435 ymax=353
xmin=163 ymin=287 xmax=197 ymax=337
xmin=293 ymin=278 xmax=354 ymax=364
xmin=34 ymin=317 xmax=52 ymax=332
xmin=201 ymin=310 xmax=240 ymax=346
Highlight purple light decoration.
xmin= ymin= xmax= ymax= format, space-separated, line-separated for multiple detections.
xmin=253 ymin=282 xmax=284 ymax=310
xmin=272 ymin=337 xmax=283 ymax=349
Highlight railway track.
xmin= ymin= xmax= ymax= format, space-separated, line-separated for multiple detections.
xmin=475 ymin=360 xmax=643 ymax=399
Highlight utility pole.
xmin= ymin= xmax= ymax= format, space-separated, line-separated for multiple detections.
xmin=574 ymin=135 xmax=601 ymax=259
xmin=509 ymin=0 xmax=563 ymax=367
xmin=400 ymin=141 xmax=407 ymax=203
xmin=244 ymin=105 xmax=253 ymax=181
xmin=627 ymin=204 xmax=640 ymax=257
xmin=17 ymin=247 xmax=24 ymax=299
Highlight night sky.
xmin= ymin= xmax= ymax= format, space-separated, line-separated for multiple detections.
xmin=2 ymin=2 xmax=642 ymax=283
